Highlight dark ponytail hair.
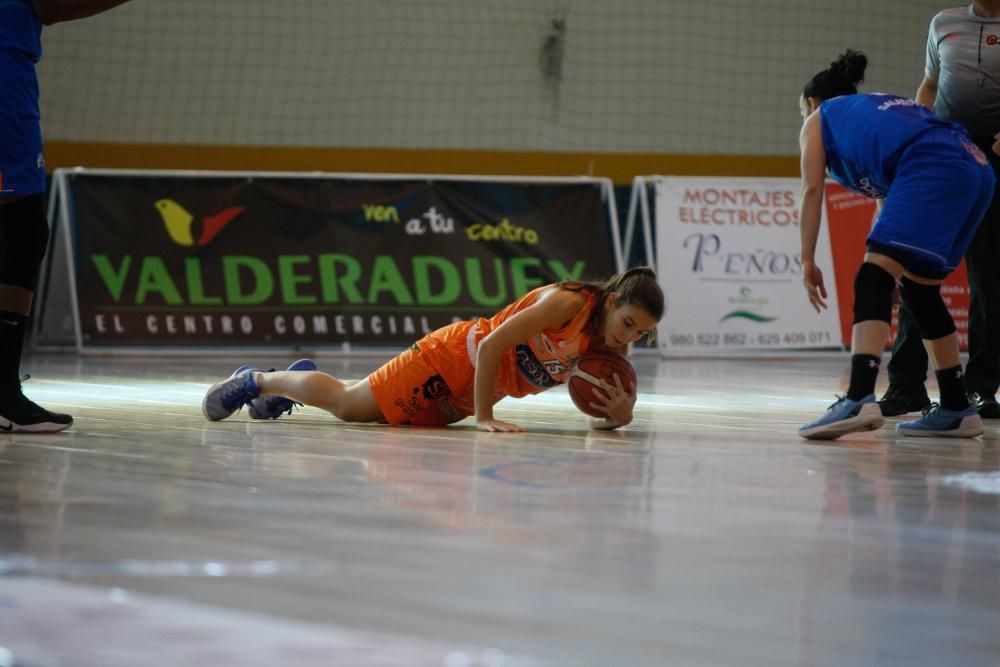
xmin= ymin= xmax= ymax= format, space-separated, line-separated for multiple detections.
xmin=803 ymin=49 xmax=867 ymax=102
xmin=560 ymin=266 xmax=665 ymax=343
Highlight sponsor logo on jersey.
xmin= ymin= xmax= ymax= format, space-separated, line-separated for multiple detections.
xmin=514 ymin=343 xmax=558 ymax=388
xmin=876 ymin=97 xmax=920 ymax=112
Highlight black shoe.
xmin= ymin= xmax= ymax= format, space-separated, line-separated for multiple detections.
xmin=0 ymin=392 xmax=73 ymax=433
xmin=877 ymin=384 xmax=931 ymax=417
xmin=968 ymin=392 xmax=1000 ymax=420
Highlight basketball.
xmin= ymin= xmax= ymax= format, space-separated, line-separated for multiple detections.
xmin=567 ymin=351 xmax=637 ymax=418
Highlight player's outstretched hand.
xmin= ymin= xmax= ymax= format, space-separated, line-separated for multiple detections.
xmin=588 ymin=373 xmax=636 ymax=425
xmin=993 ymin=131 xmax=1000 ymax=157
xmin=802 ymin=259 xmax=828 ymax=312
xmin=477 ymin=418 xmax=526 ymax=433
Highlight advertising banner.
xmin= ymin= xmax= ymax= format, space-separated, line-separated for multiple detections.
xmin=825 ymin=183 xmax=970 ymax=351
xmin=654 ymin=176 xmax=842 ymax=355
xmin=65 ymin=173 xmax=616 ymax=347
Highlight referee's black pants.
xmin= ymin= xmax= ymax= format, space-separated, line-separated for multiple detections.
xmin=887 ymin=151 xmax=1000 ymax=399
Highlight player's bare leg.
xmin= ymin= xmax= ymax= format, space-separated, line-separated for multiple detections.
xmin=256 ymin=371 xmax=384 ymax=422
xmin=202 ymin=363 xmax=384 ymax=423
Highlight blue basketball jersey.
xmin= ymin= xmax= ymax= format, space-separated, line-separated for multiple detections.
xmin=819 ymin=93 xmax=964 ymax=198
xmin=0 ymin=0 xmax=42 ymax=60
xmin=820 ymin=93 xmax=995 ymax=277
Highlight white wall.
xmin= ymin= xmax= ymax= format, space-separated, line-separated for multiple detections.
xmin=37 ymin=0 xmax=945 ymax=155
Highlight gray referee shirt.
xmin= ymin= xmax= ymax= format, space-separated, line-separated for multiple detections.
xmin=926 ymin=5 xmax=1000 ymax=147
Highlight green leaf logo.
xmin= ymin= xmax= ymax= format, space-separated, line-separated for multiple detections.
xmin=720 ymin=310 xmax=778 ymax=323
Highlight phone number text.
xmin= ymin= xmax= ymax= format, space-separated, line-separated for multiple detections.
xmin=668 ymin=331 xmax=834 ymax=347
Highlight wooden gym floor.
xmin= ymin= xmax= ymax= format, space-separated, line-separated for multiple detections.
xmin=1 ymin=351 xmax=999 ymax=667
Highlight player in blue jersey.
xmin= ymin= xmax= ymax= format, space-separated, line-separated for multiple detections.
xmin=0 ymin=0 xmax=133 ymax=432
xmin=796 ymin=50 xmax=995 ymax=440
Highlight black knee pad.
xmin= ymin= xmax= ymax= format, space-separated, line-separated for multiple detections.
xmin=852 ymin=262 xmax=895 ymax=325
xmin=0 ymin=194 xmax=50 ymax=289
xmin=898 ymin=277 xmax=956 ymax=340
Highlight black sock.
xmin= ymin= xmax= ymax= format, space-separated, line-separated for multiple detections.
xmin=935 ymin=365 xmax=969 ymax=411
xmin=0 ymin=311 xmax=27 ymax=396
xmin=847 ymin=354 xmax=881 ymax=401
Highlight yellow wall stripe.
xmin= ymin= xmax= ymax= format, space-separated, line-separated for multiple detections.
xmin=46 ymin=142 xmax=799 ymax=185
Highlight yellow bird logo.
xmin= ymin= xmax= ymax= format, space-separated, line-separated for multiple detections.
xmin=155 ymin=198 xmax=245 ymax=247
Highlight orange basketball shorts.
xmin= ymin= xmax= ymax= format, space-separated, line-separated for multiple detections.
xmin=368 ymin=344 xmax=475 ymax=426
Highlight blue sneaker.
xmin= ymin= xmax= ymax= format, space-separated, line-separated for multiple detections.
xmin=248 ymin=358 xmax=317 ymax=420
xmin=202 ymin=366 xmax=263 ymax=421
xmin=799 ymin=394 xmax=884 ymax=440
xmin=896 ymin=403 xmax=984 ymax=438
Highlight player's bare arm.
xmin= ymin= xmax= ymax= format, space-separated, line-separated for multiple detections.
xmin=474 ymin=287 xmax=585 ymax=432
xmin=32 ymin=0 xmax=132 ymax=25
xmin=915 ymin=73 xmax=938 ymax=109
xmin=798 ymin=109 xmax=828 ymax=313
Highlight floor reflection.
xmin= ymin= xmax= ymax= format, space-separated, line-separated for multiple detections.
xmin=799 ymin=439 xmax=1000 ymax=666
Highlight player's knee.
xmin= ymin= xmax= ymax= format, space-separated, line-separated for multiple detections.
xmin=0 ymin=195 xmax=50 ymax=289
xmin=334 ymin=398 xmax=371 ymax=423
xmin=898 ymin=277 xmax=955 ymax=340
xmin=334 ymin=380 xmax=383 ymax=423
xmin=852 ymin=262 xmax=895 ymax=325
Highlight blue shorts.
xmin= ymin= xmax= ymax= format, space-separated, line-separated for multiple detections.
xmin=0 ymin=49 xmax=45 ymax=198
xmin=867 ymin=129 xmax=995 ymax=279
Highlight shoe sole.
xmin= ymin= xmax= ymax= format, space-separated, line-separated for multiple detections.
xmin=878 ymin=404 xmax=931 ymax=417
xmin=0 ymin=417 xmax=73 ymax=433
xmin=896 ymin=415 xmax=985 ymax=438
xmin=800 ymin=404 xmax=885 ymax=440
xmin=202 ymin=369 xmax=249 ymax=422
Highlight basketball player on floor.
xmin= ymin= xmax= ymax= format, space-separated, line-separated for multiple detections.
xmin=202 ymin=268 xmax=664 ymax=432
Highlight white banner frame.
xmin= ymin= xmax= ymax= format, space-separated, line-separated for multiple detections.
xmin=34 ymin=168 xmax=622 ymax=356
xmin=626 ymin=175 xmax=842 ymax=358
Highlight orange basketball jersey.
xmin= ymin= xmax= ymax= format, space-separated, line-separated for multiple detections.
xmin=368 ymin=284 xmax=603 ymax=425
xmin=419 ymin=284 xmax=600 ymax=401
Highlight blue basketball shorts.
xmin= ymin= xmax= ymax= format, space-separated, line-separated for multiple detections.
xmin=867 ymin=129 xmax=995 ymax=279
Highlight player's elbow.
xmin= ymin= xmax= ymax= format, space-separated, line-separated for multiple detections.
xmin=800 ymin=184 xmax=825 ymax=207
xmin=800 ymin=180 xmax=823 ymax=197
xmin=32 ymin=7 xmax=60 ymax=24
xmin=32 ymin=1 xmax=114 ymax=25
xmin=475 ymin=334 xmax=505 ymax=365
xmin=32 ymin=5 xmax=76 ymax=24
